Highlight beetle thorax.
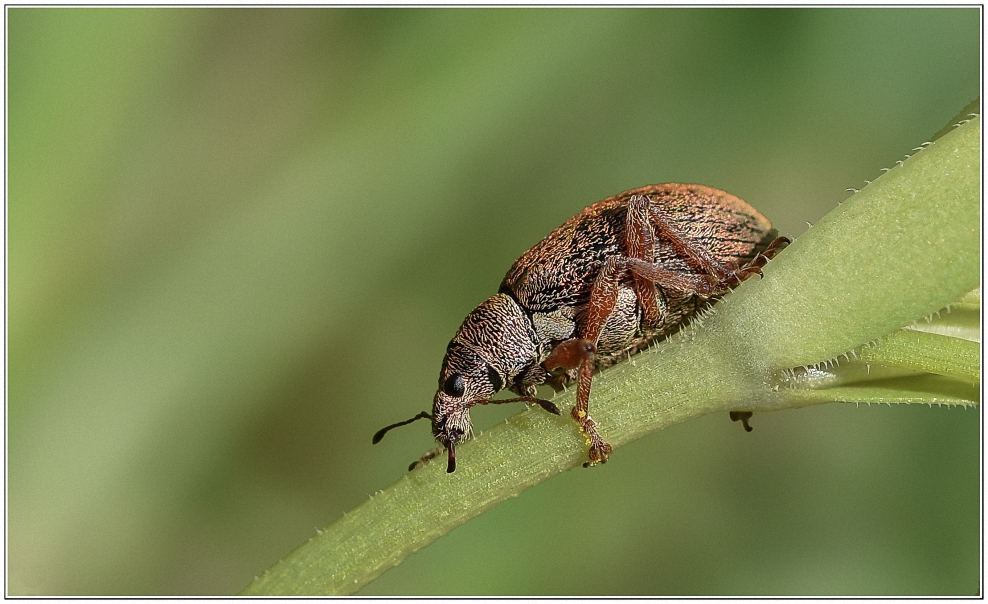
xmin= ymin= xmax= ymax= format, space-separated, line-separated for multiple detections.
xmin=431 ymin=293 xmax=541 ymax=452
xmin=447 ymin=293 xmax=540 ymax=387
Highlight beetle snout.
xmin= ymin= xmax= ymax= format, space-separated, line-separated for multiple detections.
xmin=431 ymin=404 xmax=473 ymax=474
xmin=431 ymin=405 xmax=472 ymax=446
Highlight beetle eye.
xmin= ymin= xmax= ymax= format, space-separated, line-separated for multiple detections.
xmin=442 ymin=373 xmax=465 ymax=398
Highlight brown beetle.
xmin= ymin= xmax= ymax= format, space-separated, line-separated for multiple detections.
xmin=374 ymin=183 xmax=788 ymax=472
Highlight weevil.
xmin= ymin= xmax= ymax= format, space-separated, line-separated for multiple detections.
xmin=373 ymin=183 xmax=789 ymax=473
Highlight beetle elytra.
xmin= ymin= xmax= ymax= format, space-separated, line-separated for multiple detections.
xmin=373 ymin=183 xmax=788 ymax=472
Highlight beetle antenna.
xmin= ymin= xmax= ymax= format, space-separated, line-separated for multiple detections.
xmin=447 ymin=445 xmax=456 ymax=473
xmin=372 ymin=411 xmax=433 ymax=444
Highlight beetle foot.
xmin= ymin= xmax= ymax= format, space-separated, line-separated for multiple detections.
xmin=583 ymin=440 xmax=612 ymax=467
xmin=722 ymin=264 xmax=763 ymax=289
xmin=725 ymin=236 xmax=790 ymax=288
xmin=543 ymin=371 xmax=574 ymax=392
xmin=408 ymin=447 xmax=444 ymax=471
xmin=573 ymin=412 xmax=612 ymax=467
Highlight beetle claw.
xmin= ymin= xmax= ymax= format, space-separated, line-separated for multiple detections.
xmin=583 ymin=440 xmax=612 ymax=467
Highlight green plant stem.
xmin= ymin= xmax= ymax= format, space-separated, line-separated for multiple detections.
xmin=856 ymin=329 xmax=980 ymax=383
xmin=242 ymin=114 xmax=979 ymax=596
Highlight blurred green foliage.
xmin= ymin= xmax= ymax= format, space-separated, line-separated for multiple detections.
xmin=7 ymin=7 xmax=980 ymax=595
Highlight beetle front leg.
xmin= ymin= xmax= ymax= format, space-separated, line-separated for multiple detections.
xmin=477 ymin=396 xmax=561 ymax=416
xmin=573 ymin=358 xmax=612 ymax=466
xmin=543 ymin=338 xmax=613 ymax=467
xmin=543 ymin=256 xmax=628 ymax=466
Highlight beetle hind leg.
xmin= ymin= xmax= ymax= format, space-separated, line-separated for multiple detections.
xmin=642 ymin=199 xmax=790 ymax=296
xmin=720 ymin=235 xmax=791 ymax=288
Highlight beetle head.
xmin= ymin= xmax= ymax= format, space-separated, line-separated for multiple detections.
xmin=372 ymin=294 xmax=540 ymax=473
xmin=432 ymin=342 xmax=502 ymax=473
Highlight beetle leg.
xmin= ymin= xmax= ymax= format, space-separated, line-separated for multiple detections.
xmin=559 ymin=249 xmax=750 ymax=467
xmin=751 ymin=236 xmax=791 ymax=268
xmin=759 ymin=234 xmax=790 ymax=258
xmin=720 ymin=235 xmax=790 ymax=285
xmin=626 ymin=194 xmax=662 ymax=325
xmin=408 ymin=447 xmax=444 ymax=471
xmin=543 ymin=372 xmax=571 ymax=392
xmin=569 ymin=197 xmax=703 ymax=464
xmin=542 ymin=340 xmax=607 ymax=467
xmin=573 ymin=357 xmax=611 ymax=467
xmin=477 ymin=396 xmax=561 ymax=416
xmin=621 ymin=258 xmax=727 ymax=297
xmin=647 ymin=201 xmax=739 ymax=282
xmin=645 ymin=201 xmax=789 ymax=293
xmin=719 ymin=236 xmax=790 ymax=288
xmin=542 ymin=340 xmax=593 ymax=391
xmin=628 ymin=195 xmax=767 ymax=322
xmin=618 ymin=245 xmax=791 ymax=299
xmin=542 ymin=204 xmax=789 ymax=469
xmin=548 ymin=255 xmax=628 ymax=467
xmin=543 ymin=338 xmax=596 ymax=371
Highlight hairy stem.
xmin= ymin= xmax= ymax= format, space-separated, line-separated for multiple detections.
xmin=242 ymin=112 xmax=979 ymax=596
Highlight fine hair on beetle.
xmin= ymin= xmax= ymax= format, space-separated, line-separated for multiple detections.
xmin=373 ymin=183 xmax=789 ymax=473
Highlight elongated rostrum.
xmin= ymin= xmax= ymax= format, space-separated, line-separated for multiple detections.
xmin=374 ymin=183 xmax=788 ymax=472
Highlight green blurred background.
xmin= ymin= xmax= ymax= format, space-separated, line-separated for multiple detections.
xmin=7 ymin=7 xmax=980 ymax=595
